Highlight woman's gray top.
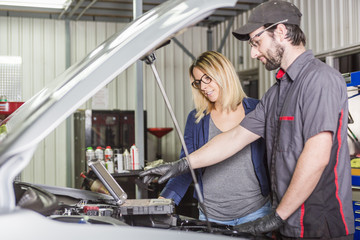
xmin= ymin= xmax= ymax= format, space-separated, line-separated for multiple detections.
xmin=202 ymin=117 xmax=268 ymax=220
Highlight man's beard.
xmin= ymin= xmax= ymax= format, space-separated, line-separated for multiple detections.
xmin=263 ymin=42 xmax=284 ymax=71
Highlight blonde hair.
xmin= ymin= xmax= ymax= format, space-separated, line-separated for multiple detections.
xmin=189 ymin=51 xmax=246 ymax=123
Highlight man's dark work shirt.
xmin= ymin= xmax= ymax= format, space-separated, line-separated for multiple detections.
xmin=241 ymin=50 xmax=354 ymax=238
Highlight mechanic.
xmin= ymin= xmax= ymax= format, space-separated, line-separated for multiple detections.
xmin=140 ymin=1 xmax=355 ymax=239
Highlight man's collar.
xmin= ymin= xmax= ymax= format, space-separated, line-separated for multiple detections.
xmin=275 ymin=50 xmax=314 ymax=82
xmin=276 ymin=69 xmax=286 ymax=80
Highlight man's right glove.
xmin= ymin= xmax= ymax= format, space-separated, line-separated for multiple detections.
xmin=233 ymin=209 xmax=284 ymax=236
xmin=139 ymin=157 xmax=190 ymax=185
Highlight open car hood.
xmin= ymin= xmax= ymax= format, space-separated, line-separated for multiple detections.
xmin=0 ymin=0 xmax=237 ymax=213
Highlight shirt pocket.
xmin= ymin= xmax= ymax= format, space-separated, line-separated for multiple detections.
xmin=276 ymin=116 xmax=294 ymax=152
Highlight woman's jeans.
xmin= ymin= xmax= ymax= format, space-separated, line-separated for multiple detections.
xmin=198 ymin=200 xmax=272 ymax=226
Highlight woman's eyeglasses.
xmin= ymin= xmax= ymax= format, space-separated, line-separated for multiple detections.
xmin=191 ymin=74 xmax=212 ymax=89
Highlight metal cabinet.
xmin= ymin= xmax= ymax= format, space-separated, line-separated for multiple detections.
xmin=74 ymin=110 xmax=147 ymax=189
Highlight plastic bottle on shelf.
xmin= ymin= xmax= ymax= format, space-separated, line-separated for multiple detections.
xmin=106 ymin=160 xmax=114 ymax=173
xmin=86 ymin=147 xmax=95 ymax=162
xmin=104 ymin=146 xmax=113 ymax=161
xmin=130 ymin=144 xmax=140 ymax=170
xmin=123 ymin=149 xmax=131 ymax=170
xmin=104 ymin=146 xmax=114 ymax=173
xmin=114 ymin=148 xmax=123 ymax=173
xmin=95 ymin=146 xmax=104 ymax=165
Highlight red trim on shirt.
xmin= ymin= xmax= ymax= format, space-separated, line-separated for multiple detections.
xmin=279 ymin=116 xmax=294 ymax=121
xmin=334 ymin=110 xmax=349 ymax=235
xmin=300 ymin=203 xmax=305 ymax=237
xmin=276 ymin=69 xmax=286 ymax=79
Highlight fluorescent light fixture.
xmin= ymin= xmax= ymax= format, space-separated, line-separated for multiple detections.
xmin=0 ymin=0 xmax=72 ymax=9
xmin=0 ymin=56 xmax=22 ymax=65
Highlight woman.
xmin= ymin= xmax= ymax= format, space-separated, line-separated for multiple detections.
xmin=160 ymin=51 xmax=271 ymax=226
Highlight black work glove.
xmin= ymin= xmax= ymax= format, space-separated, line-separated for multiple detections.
xmin=139 ymin=157 xmax=190 ymax=185
xmin=233 ymin=210 xmax=284 ymax=236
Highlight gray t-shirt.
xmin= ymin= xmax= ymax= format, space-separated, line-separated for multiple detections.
xmin=202 ymin=117 xmax=268 ymax=220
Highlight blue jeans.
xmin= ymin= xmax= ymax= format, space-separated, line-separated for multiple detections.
xmin=198 ymin=200 xmax=272 ymax=226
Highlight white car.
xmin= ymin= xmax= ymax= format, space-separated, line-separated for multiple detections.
xmin=0 ymin=0 xmax=269 ymax=239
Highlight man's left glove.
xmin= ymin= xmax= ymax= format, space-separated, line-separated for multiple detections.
xmin=139 ymin=157 xmax=190 ymax=185
xmin=233 ymin=210 xmax=284 ymax=236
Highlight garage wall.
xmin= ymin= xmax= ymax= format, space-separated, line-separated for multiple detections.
xmin=0 ymin=17 xmax=68 ymax=186
xmin=0 ymin=16 xmax=207 ymax=187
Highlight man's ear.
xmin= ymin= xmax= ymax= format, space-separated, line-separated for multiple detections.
xmin=275 ymin=24 xmax=287 ymax=41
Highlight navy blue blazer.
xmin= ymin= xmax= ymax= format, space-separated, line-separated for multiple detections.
xmin=160 ymin=97 xmax=269 ymax=205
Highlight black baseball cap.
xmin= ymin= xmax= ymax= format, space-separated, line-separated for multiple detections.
xmin=232 ymin=1 xmax=302 ymax=41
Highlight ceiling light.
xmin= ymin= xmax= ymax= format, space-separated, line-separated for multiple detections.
xmin=0 ymin=0 xmax=72 ymax=9
xmin=0 ymin=56 xmax=22 ymax=65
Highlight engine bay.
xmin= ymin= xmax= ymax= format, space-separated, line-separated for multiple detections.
xmin=13 ymin=181 xmax=271 ymax=239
